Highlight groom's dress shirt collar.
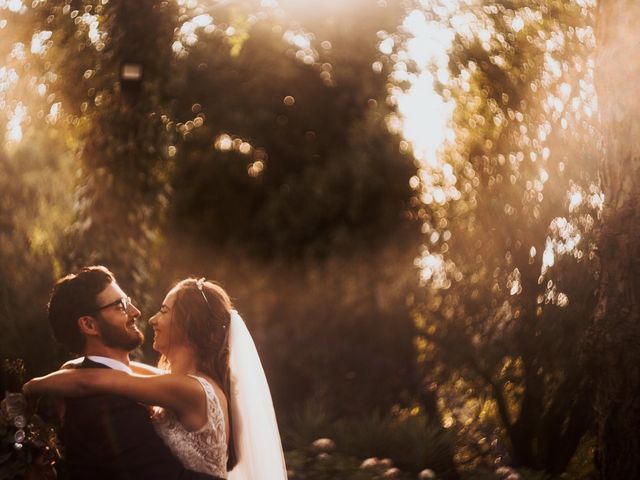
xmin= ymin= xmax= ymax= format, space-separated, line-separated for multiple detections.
xmin=85 ymin=355 xmax=132 ymax=373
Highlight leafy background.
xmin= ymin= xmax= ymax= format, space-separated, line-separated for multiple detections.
xmin=0 ymin=0 xmax=605 ymax=478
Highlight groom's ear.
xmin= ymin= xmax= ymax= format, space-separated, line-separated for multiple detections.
xmin=78 ymin=316 xmax=100 ymax=337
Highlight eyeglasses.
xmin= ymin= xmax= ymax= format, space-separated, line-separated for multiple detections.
xmin=96 ymin=296 xmax=132 ymax=313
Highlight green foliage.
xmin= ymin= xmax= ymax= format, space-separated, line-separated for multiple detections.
xmin=332 ymin=412 xmax=456 ymax=473
xmin=1 ymin=1 xmax=606 ymax=477
xmin=285 ymin=449 xmax=413 ymax=480
xmin=559 ymin=434 xmax=596 ymax=480
xmin=168 ymin=13 xmax=416 ymax=259
xmin=404 ymin=0 xmax=598 ymax=473
xmin=39 ymin=0 xmax=178 ymax=305
xmin=460 ymin=464 xmax=595 ymax=480
xmin=0 ymin=363 xmax=60 ymax=480
xmin=160 ymin=12 xmax=422 ymax=402
xmin=2 ymin=0 xmax=420 ymax=417
xmin=0 ymin=3 xmax=77 ymax=373
xmin=283 ymin=398 xmax=456 ymax=476
xmin=0 ymin=130 xmax=74 ymax=373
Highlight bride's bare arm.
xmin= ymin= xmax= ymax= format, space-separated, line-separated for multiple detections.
xmin=130 ymin=361 xmax=164 ymax=375
xmin=23 ymin=369 xmax=204 ymax=417
xmin=56 ymin=358 xmax=162 ymax=375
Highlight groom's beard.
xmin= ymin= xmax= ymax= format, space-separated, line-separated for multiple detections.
xmin=96 ymin=319 xmax=144 ymax=351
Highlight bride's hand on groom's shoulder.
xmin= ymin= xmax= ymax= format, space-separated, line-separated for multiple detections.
xmin=22 ymin=379 xmax=37 ymax=397
xmin=22 ymin=382 xmax=67 ymax=422
xmin=22 ymin=375 xmax=51 ymax=398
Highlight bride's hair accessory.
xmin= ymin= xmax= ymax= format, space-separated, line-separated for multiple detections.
xmin=196 ymin=277 xmax=227 ymax=329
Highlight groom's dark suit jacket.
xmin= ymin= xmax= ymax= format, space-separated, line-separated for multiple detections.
xmin=60 ymin=358 xmax=217 ymax=480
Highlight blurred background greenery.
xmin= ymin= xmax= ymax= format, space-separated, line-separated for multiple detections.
xmin=0 ymin=0 xmax=621 ymax=478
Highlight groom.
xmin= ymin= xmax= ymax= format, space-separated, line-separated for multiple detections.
xmin=46 ymin=265 xmax=215 ymax=480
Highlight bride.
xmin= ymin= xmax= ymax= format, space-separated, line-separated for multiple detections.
xmin=25 ymin=277 xmax=287 ymax=480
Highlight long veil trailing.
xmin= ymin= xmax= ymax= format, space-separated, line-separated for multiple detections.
xmin=227 ymin=311 xmax=288 ymax=480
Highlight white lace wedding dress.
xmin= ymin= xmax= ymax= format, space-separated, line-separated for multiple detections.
xmin=153 ymin=375 xmax=228 ymax=479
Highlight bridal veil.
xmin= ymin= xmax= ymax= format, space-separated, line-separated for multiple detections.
xmin=227 ymin=310 xmax=288 ymax=480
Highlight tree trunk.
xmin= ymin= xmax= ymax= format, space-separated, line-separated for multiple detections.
xmin=590 ymin=1 xmax=640 ymax=477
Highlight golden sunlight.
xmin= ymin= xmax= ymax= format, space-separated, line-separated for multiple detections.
xmin=6 ymin=101 xmax=26 ymax=143
xmin=0 ymin=0 xmax=24 ymax=13
xmin=393 ymin=8 xmax=455 ymax=166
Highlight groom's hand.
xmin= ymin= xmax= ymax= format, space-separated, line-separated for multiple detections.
xmin=23 ymin=380 xmax=67 ymax=425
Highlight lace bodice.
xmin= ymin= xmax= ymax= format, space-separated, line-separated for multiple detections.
xmin=153 ymin=375 xmax=228 ymax=478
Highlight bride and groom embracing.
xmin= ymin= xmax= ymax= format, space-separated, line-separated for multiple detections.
xmin=24 ymin=266 xmax=287 ymax=480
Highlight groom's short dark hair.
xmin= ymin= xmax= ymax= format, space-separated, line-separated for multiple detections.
xmin=48 ymin=265 xmax=115 ymax=353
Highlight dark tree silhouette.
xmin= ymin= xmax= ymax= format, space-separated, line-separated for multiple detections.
xmin=590 ymin=1 xmax=640 ymax=477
